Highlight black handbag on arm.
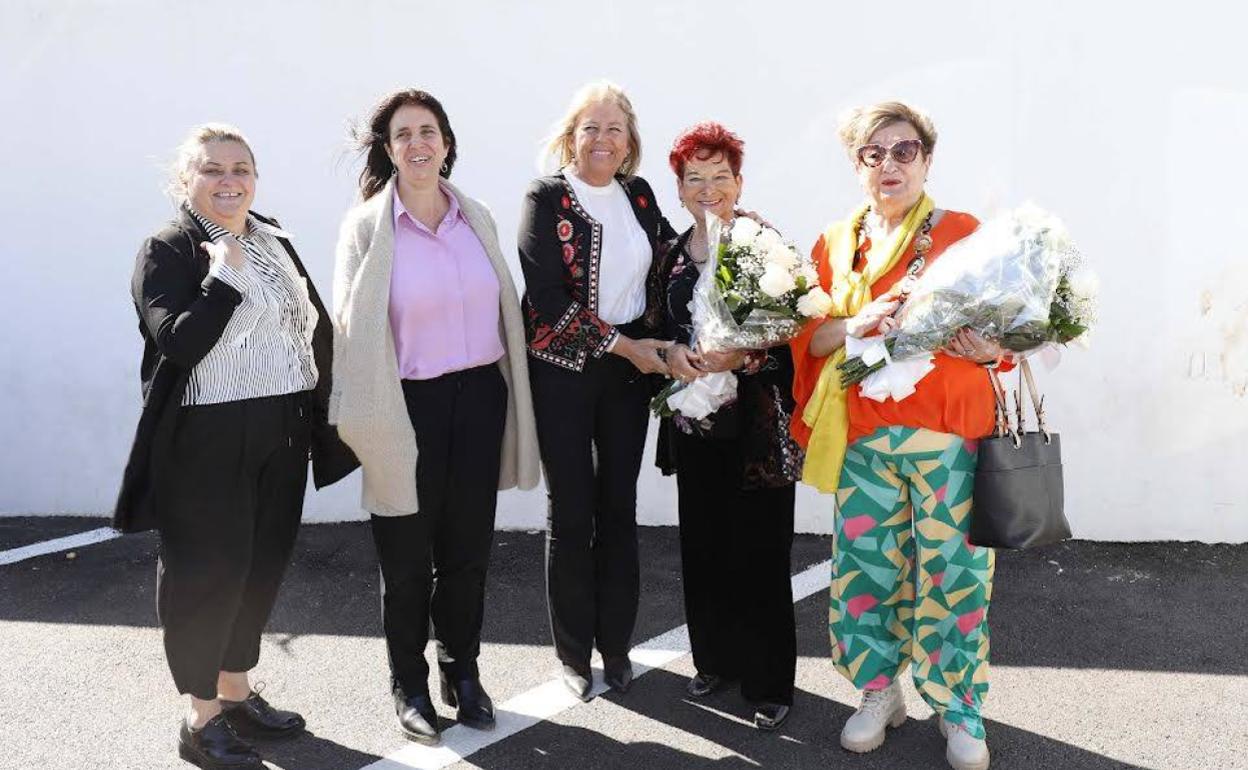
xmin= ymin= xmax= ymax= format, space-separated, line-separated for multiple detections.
xmin=970 ymin=359 xmax=1071 ymax=548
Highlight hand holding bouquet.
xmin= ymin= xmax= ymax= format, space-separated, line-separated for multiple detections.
xmin=838 ymin=204 xmax=1098 ymax=397
xmin=651 ymin=214 xmax=830 ymax=419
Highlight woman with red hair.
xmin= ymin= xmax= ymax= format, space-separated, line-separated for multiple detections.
xmin=654 ymin=122 xmax=803 ymax=731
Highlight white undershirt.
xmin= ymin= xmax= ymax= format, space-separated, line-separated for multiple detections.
xmin=563 ymin=170 xmax=651 ymax=326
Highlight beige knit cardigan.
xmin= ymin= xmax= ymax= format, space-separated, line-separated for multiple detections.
xmin=328 ymin=178 xmax=541 ymax=516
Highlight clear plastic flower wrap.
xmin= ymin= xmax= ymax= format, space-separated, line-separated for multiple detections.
xmin=691 ymin=214 xmax=826 ymax=352
xmin=651 ymin=213 xmax=831 ymax=418
xmin=839 ymin=203 xmax=1098 ymax=390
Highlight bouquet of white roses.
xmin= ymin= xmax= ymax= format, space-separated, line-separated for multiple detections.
xmin=652 ymin=214 xmax=831 ymax=419
xmin=838 ymin=203 xmax=1098 ymax=400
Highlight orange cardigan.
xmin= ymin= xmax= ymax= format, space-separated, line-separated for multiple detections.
xmin=790 ymin=211 xmax=1009 ymax=446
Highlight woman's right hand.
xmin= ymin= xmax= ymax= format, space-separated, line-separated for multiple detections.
xmin=844 ymin=297 xmax=901 ymax=338
xmin=200 ymin=236 xmax=246 ymax=270
xmin=613 ymin=335 xmax=672 ymax=376
xmin=667 ymin=343 xmax=704 ymax=383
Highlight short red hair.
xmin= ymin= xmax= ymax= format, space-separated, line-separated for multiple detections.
xmin=668 ymin=121 xmax=745 ymax=178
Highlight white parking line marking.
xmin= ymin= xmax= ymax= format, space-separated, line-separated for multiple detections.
xmin=361 ymin=558 xmax=832 ymax=770
xmin=0 ymin=527 xmax=121 ymax=566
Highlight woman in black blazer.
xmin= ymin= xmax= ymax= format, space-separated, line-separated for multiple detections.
xmin=114 ymin=124 xmax=356 ymax=770
xmin=519 ymin=81 xmax=675 ymax=700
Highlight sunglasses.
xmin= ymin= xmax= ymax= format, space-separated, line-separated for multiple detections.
xmin=856 ymin=139 xmax=925 ymax=168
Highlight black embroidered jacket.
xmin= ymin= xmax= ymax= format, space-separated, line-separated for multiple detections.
xmin=518 ymin=172 xmax=676 ymax=371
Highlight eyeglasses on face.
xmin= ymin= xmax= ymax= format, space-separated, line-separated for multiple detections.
xmin=856 ymin=139 xmax=924 ymax=168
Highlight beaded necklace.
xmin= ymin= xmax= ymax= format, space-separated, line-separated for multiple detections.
xmin=853 ymin=208 xmax=935 ymax=278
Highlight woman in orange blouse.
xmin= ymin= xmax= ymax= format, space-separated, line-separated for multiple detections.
xmin=791 ymin=102 xmax=1006 ymax=770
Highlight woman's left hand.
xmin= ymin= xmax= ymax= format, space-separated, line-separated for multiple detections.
xmin=696 ymin=346 xmax=747 ymax=373
xmin=732 ymin=207 xmax=774 ymax=230
xmin=943 ymin=328 xmax=1004 ymax=364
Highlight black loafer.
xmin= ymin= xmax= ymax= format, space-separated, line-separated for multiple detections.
xmin=178 ymin=714 xmax=264 ymax=769
xmin=394 ymin=690 xmax=440 ymax=745
xmin=221 ymin=691 xmax=305 ymax=739
xmin=603 ymin=655 xmax=634 ymax=693
xmin=686 ymin=672 xmax=724 ymax=698
xmin=440 ymin=674 xmax=496 ymax=730
xmin=561 ymin=664 xmax=593 ymax=701
xmin=753 ymin=702 xmax=791 ymax=732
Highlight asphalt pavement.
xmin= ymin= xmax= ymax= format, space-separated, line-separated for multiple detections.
xmin=1 ymin=517 xmax=1245 ymax=770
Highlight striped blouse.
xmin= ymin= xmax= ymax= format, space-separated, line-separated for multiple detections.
xmin=183 ymin=208 xmax=319 ymax=406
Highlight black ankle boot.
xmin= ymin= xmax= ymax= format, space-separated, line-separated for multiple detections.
xmin=393 ymin=687 xmax=440 ymax=745
xmin=561 ymin=664 xmax=593 ymax=701
xmin=440 ymin=673 xmax=496 ymax=730
xmin=603 ymin=655 xmax=634 ymax=693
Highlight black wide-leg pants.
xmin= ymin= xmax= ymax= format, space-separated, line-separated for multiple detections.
xmin=675 ymin=429 xmax=797 ymax=705
xmin=156 ymin=392 xmax=311 ymax=700
xmin=370 ymin=363 xmax=507 ymax=696
xmin=530 ymin=350 xmax=650 ymax=671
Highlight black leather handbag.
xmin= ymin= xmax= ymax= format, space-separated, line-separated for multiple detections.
xmin=970 ymin=360 xmax=1071 ymax=549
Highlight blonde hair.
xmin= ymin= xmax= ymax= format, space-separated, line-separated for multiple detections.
xmin=167 ymin=123 xmax=257 ymax=204
xmin=837 ymin=101 xmax=937 ymax=163
xmin=540 ymin=80 xmax=642 ymax=177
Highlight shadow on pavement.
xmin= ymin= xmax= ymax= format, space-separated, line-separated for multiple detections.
xmin=2 ymin=518 xmax=1246 ymax=677
xmin=256 ymin=730 xmax=382 ymax=770
xmin=467 ymin=665 xmax=1146 ymax=769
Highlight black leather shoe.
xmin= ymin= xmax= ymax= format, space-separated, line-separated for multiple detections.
xmin=440 ymin=674 xmax=496 ymax=730
xmin=686 ymin=672 xmax=724 ymax=698
xmin=561 ymin=664 xmax=593 ymax=701
xmin=394 ymin=690 xmax=440 ymax=745
xmin=753 ymin=702 xmax=791 ymax=731
xmin=603 ymin=655 xmax=634 ymax=693
xmin=221 ymin=691 xmax=305 ymax=739
xmin=178 ymin=714 xmax=263 ymax=769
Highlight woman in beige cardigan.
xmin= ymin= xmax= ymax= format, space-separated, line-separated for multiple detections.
xmin=330 ymin=89 xmax=540 ymax=745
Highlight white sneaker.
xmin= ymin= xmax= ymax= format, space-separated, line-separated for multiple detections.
xmin=839 ymin=682 xmax=906 ymax=753
xmin=940 ymin=717 xmax=990 ymax=770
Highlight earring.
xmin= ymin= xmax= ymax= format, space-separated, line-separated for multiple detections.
xmin=441 ymin=161 xmax=449 ymax=175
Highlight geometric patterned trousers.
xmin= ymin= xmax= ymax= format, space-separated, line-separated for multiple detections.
xmin=830 ymin=426 xmax=995 ymax=739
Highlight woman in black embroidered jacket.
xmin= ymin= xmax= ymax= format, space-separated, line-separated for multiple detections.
xmin=518 ymin=81 xmax=675 ymax=700
xmin=654 ymin=122 xmax=804 ymax=732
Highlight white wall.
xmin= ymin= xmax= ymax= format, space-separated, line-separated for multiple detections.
xmin=2 ymin=0 xmax=1245 ymax=541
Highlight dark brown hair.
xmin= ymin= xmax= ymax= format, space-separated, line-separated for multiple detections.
xmin=355 ymin=89 xmax=457 ymax=200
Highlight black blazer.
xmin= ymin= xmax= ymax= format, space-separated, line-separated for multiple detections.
xmin=113 ymin=207 xmax=358 ymax=533
xmin=518 ymin=172 xmax=676 ymax=372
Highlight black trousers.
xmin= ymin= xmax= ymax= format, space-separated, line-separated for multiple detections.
xmin=675 ymin=429 xmax=797 ymax=705
xmin=530 ymin=351 xmax=650 ymax=670
xmin=156 ymin=392 xmax=311 ymax=700
xmin=370 ymin=363 xmax=507 ymax=696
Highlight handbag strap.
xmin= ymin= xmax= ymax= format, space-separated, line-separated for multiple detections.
xmin=986 ymin=367 xmax=1021 ymax=447
xmin=1016 ymin=359 xmax=1052 ymax=442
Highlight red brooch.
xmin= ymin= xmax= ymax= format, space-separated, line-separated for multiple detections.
xmin=556 ymin=218 xmax=573 ymax=242
xmin=562 ymin=243 xmax=576 ymax=263
xmin=560 ymin=195 xmax=571 ymax=209
xmin=637 ymin=195 xmax=649 ymax=209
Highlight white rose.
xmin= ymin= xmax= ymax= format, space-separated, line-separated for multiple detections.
xmin=797 ymin=286 xmax=834 ymax=318
xmin=758 ymin=262 xmax=796 ymax=298
xmin=764 ymin=243 xmax=799 ymax=271
xmin=730 ymin=217 xmax=762 ymax=247
xmin=754 ymin=226 xmax=784 ymax=253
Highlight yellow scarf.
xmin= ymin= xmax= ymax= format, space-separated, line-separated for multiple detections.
xmin=800 ymin=194 xmax=935 ymax=492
